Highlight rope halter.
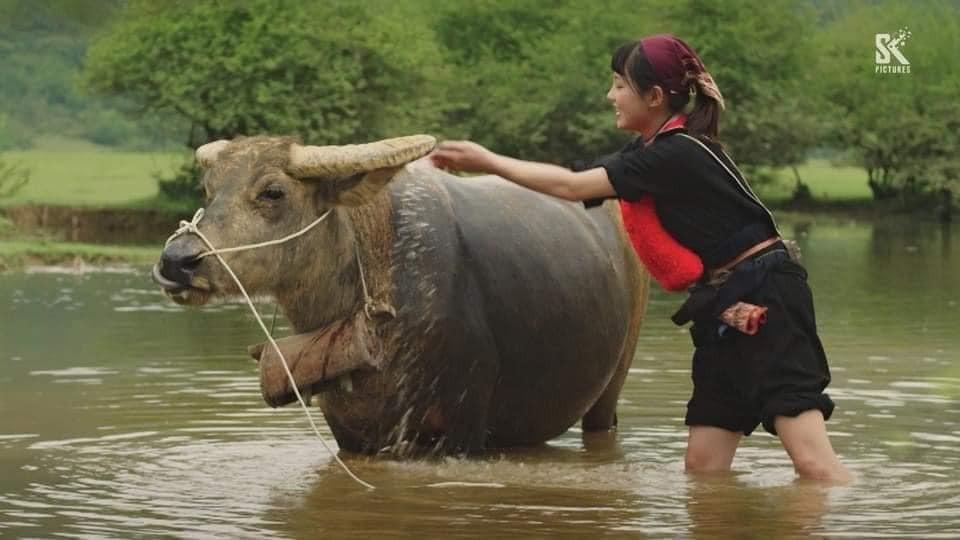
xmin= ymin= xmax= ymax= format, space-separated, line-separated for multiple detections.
xmin=161 ymin=205 xmax=375 ymax=489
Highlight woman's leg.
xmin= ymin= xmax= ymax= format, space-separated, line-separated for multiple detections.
xmin=775 ymin=410 xmax=852 ymax=484
xmin=685 ymin=425 xmax=742 ymax=473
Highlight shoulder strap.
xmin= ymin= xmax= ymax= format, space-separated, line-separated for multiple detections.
xmin=676 ymin=133 xmax=781 ymax=236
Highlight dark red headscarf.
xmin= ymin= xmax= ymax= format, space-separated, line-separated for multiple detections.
xmin=639 ymin=34 xmax=724 ymax=110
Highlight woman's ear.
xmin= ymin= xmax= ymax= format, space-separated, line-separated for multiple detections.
xmin=644 ymin=85 xmax=667 ymax=108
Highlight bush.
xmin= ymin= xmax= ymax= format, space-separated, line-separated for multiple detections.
xmin=0 ymin=113 xmax=31 ymax=151
xmin=155 ymin=160 xmax=203 ymax=208
xmin=82 ymin=0 xmax=448 ymax=205
xmin=0 ymin=156 xmax=30 ymax=199
xmin=812 ymin=1 xmax=960 ymax=211
xmin=82 ymin=1 xmax=443 ymax=146
xmin=791 ymin=180 xmax=813 ymax=203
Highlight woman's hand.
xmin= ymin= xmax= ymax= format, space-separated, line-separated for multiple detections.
xmin=429 ymin=140 xmax=498 ymax=174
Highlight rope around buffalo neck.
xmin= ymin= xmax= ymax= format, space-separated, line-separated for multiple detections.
xmin=165 ymin=208 xmax=375 ymax=490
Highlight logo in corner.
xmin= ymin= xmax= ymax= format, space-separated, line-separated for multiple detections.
xmin=875 ymin=27 xmax=911 ymax=74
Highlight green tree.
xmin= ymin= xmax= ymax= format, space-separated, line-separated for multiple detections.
xmin=83 ymin=0 xmax=443 ymax=147
xmin=0 ymin=0 xmax=171 ymax=149
xmin=665 ymin=0 xmax=823 ymax=183
xmin=0 ymin=113 xmax=16 ymax=151
xmin=812 ymin=0 xmax=960 ymax=214
xmin=429 ymin=0 xmax=827 ymax=177
xmin=81 ymin=0 xmax=448 ymax=203
xmin=430 ymin=0 xmax=670 ymax=164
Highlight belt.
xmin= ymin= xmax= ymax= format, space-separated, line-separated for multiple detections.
xmin=671 ymin=240 xmax=790 ymax=327
xmin=715 ymin=236 xmax=782 ymax=273
xmin=704 ymin=239 xmax=788 ymax=287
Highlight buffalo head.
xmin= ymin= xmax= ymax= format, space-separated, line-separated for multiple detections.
xmin=153 ymin=135 xmax=436 ymax=316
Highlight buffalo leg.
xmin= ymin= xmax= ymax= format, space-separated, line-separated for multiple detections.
xmin=582 ymin=277 xmax=648 ymax=431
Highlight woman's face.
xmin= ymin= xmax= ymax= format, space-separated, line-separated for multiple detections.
xmin=606 ymin=73 xmax=665 ymax=136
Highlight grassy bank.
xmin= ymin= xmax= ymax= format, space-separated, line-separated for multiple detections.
xmin=4 ymin=140 xmax=873 ymax=209
xmin=0 ymin=144 xmax=918 ymax=272
xmin=1 ymin=137 xmax=186 ymax=209
xmin=759 ymin=159 xmax=871 ymax=203
xmin=0 ymin=239 xmax=158 ymax=271
xmin=0 ymin=214 xmax=156 ymax=271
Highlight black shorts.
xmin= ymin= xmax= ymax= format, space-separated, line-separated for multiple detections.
xmin=684 ymin=259 xmax=835 ymax=436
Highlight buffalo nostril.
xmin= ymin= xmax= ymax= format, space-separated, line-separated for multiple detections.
xmin=162 ymin=252 xmax=201 ymax=272
xmin=181 ymin=255 xmax=201 ymax=271
xmin=159 ymin=250 xmax=203 ymax=286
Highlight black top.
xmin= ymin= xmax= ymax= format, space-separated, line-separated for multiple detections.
xmin=570 ymin=128 xmax=778 ymax=269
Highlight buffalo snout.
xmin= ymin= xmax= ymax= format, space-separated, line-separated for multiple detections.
xmin=154 ymin=236 xmax=206 ymax=292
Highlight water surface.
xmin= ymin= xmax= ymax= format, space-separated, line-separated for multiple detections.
xmin=1 ymin=217 xmax=958 ymax=538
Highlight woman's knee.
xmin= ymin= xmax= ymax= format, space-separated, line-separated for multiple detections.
xmin=685 ymin=426 xmax=740 ymax=473
xmin=684 ymin=447 xmax=732 ymax=473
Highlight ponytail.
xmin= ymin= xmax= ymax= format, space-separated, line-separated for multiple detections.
xmin=684 ymin=91 xmax=721 ymax=141
xmin=663 ymin=82 xmax=721 ymax=140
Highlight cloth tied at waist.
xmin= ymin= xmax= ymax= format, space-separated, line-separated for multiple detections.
xmin=671 ymin=244 xmax=790 ymax=336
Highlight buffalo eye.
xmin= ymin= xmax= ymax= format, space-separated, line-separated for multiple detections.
xmin=257 ymin=186 xmax=285 ymax=201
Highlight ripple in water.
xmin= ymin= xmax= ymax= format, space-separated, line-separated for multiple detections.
xmin=2 ymin=220 xmax=960 ymax=537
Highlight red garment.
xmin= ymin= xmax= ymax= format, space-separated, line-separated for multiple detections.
xmin=620 ymin=196 xmax=703 ymax=291
xmin=618 ymin=115 xmax=703 ymax=292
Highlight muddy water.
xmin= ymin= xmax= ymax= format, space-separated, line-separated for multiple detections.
xmin=1 ymin=218 xmax=958 ymax=538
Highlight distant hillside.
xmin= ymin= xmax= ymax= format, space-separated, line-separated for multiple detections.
xmin=0 ymin=0 xmax=183 ymax=151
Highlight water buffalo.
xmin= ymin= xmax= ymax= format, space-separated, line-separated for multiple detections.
xmin=153 ymin=134 xmax=649 ymax=455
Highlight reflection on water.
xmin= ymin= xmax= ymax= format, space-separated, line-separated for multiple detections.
xmin=1 ymin=217 xmax=958 ymax=538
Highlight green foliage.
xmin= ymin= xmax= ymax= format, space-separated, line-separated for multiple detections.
xmin=155 ymin=160 xmax=203 ymax=210
xmin=430 ymin=0 xmax=669 ymax=162
xmin=0 ymin=214 xmax=12 ymax=239
xmin=0 ymin=113 xmax=21 ymax=151
xmin=0 ymin=160 xmax=29 ymax=198
xmin=666 ymin=0 xmax=823 ymax=177
xmin=81 ymin=0 xmax=454 ymax=205
xmin=0 ymin=0 xmax=181 ymax=150
xmin=0 ymin=114 xmax=30 ymax=198
xmin=83 ymin=1 xmax=444 ymax=146
xmin=0 ymin=156 xmax=30 ymax=199
xmin=59 ymin=0 xmax=953 ymax=216
xmin=811 ymin=0 xmax=960 ymax=208
xmin=791 ymin=180 xmax=813 ymax=203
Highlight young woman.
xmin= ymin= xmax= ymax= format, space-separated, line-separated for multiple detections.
xmin=429 ymin=34 xmax=852 ymax=484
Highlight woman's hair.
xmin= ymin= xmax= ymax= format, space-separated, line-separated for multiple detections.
xmin=610 ymin=41 xmax=721 ymax=140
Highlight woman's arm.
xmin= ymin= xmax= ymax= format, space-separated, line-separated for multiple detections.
xmin=429 ymin=140 xmax=616 ymax=202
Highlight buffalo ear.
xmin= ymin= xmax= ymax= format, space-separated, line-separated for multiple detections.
xmin=311 ymin=165 xmax=403 ymax=207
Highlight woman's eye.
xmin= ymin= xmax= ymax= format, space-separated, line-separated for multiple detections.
xmin=258 ymin=187 xmax=285 ymax=201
